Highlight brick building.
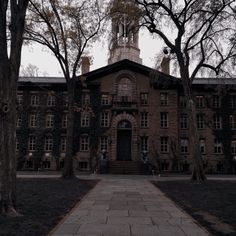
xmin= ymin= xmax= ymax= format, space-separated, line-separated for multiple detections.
xmin=16 ymin=0 xmax=236 ymax=174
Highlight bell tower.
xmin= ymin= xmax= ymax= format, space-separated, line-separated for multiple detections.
xmin=108 ymin=0 xmax=142 ymax=64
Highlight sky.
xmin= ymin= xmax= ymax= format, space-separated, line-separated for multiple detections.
xmin=20 ymin=29 xmax=164 ymax=77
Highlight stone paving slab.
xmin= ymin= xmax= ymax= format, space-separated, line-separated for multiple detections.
xmin=50 ymin=178 xmax=210 ymax=236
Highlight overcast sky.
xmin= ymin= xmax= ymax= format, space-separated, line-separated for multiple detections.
xmin=21 ymin=29 xmax=164 ymax=77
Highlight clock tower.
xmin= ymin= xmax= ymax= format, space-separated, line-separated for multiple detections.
xmin=108 ymin=0 xmax=142 ymax=64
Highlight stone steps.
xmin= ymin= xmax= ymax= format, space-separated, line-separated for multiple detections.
xmin=109 ymin=161 xmax=140 ymax=174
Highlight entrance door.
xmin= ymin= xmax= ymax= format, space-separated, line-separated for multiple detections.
xmin=117 ymin=120 xmax=132 ymax=161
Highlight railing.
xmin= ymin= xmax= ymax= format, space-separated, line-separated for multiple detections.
xmin=112 ymin=96 xmax=137 ymax=109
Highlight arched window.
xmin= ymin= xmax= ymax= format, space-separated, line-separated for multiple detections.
xmin=118 ymin=120 xmax=131 ymax=129
xmin=118 ymin=78 xmax=132 ymax=101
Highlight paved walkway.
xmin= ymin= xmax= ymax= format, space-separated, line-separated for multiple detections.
xmin=50 ymin=178 xmax=210 ymax=236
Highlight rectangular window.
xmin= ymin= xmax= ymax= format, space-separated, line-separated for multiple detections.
xmin=160 ymin=112 xmax=168 ymax=128
xmin=230 ymin=95 xmax=236 ymax=108
xmin=61 ymin=136 xmax=66 ymax=152
xmin=28 ymin=136 xmax=36 ymax=151
xmin=196 ymin=95 xmax=205 ymax=108
xmin=212 ymin=95 xmax=221 ymax=108
xmin=100 ymin=112 xmax=109 ymax=127
xmin=196 ymin=114 xmax=205 ymax=129
xmin=79 ymin=162 xmax=88 ymax=170
xmin=140 ymin=136 xmax=148 ymax=151
xmin=180 ymin=113 xmax=188 ymax=129
xmin=82 ymin=93 xmax=90 ymax=106
xmin=47 ymin=94 xmax=56 ymax=106
xmin=62 ymin=114 xmax=68 ymax=128
xmin=81 ymin=113 xmax=90 ymax=127
xmin=16 ymin=138 xmax=19 ymax=151
xmin=231 ymin=141 xmax=236 ymax=154
xmin=100 ymin=136 xmax=108 ymax=151
xmin=214 ymin=139 xmax=222 ymax=154
xmin=45 ymin=136 xmax=53 ymax=151
xmin=230 ymin=115 xmax=236 ymax=130
xmin=160 ymin=137 xmax=169 ymax=153
xmin=80 ymin=136 xmax=89 ymax=151
xmin=63 ymin=94 xmax=68 ymax=106
xmin=179 ymin=96 xmax=187 ymax=108
xmin=160 ymin=92 xmax=168 ymax=106
xmin=46 ymin=114 xmax=54 ymax=128
xmin=140 ymin=112 xmax=148 ymax=128
xmin=101 ymin=94 xmax=110 ymax=105
xmin=213 ymin=114 xmax=222 ymax=129
xmin=180 ymin=139 xmax=189 ymax=153
xmin=29 ymin=113 xmax=38 ymax=128
xmin=17 ymin=93 xmax=23 ymax=105
xmin=16 ymin=113 xmax=22 ymax=127
xmin=200 ymin=139 xmax=206 ymax=154
xmin=140 ymin=93 xmax=148 ymax=105
xmin=30 ymin=94 xmax=40 ymax=106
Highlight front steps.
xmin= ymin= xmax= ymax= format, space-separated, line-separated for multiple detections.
xmin=109 ymin=161 xmax=140 ymax=174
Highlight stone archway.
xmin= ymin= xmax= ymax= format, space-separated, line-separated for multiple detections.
xmin=111 ymin=112 xmax=138 ymax=161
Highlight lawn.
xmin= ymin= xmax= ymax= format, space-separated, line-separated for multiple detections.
xmin=0 ymin=178 xmax=98 ymax=236
xmin=153 ymin=180 xmax=236 ymax=236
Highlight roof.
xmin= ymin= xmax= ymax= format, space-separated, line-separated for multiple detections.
xmin=81 ymin=59 xmax=176 ymax=82
xmin=18 ymin=60 xmax=236 ymax=86
xmin=193 ymin=77 xmax=236 ymax=85
xmin=18 ymin=76 xmax=66 ymax=84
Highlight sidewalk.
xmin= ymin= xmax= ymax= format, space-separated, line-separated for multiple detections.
xmin=49 ymin=177 xmax=210 ymax=236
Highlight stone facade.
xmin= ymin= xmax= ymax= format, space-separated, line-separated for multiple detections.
xmin=16 ymin=60 xmax=236 ymax=174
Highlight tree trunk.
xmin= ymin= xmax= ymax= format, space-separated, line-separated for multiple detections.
xmin=62 ymin=80 xmax=76 ymax=179
xmin=0 ymin=65 xmax=18 ymax=216
xmin=0 ymin=0 xmax=29 ymax=216
xmin=180 ymin=68 xmax=206 ymax=182
xmin=188 ymin=99 xmax=206 ymax=181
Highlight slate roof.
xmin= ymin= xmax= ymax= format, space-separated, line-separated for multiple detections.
xmin=18 ymin=59 xmax=236 ymax=86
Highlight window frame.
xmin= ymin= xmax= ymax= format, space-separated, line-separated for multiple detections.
xmin=160 ymin=112 xmax=168 ymax=128
xmin=140 ymin=136 xmax=148 ymax=152
xmin=80 ymin=136 xmax=89 ymax=152
xmin=30 ymin=94 xmax=40 ymax=106
xmin=44 ymin=136 xmax=53 ymax=152
xmin=140 ymin=112 xmax=148 ymax=128
xmin=180 ymin=113 xmax=188 ymax=129
xmin=160 ymin=92 xmax=168 ymax=106
xmin=160 ymin=136 xmax=169 ymax=153
xmin=28 ymin=136 xmax=36 ymax=151
xmin=140 ymin=93 xmax=148 ymax=105
xmin=45 ymin=114 xmax=54 ymax=128
xmin=29 ymin=113 xmax=38 ymax=128
xmin=100 ymin=112 xmax=109 ymax=127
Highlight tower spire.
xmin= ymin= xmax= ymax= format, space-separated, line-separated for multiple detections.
xmin=108 ymin=0 xmax=142 ymax=64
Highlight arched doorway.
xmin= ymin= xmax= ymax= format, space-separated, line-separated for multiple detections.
xmin=117 ymin=120 xmax=132 ymax=161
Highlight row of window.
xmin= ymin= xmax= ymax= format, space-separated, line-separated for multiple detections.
xmin=180 ymin=113 xmax=236 ymax=130
xmin=179 ymin=95 xmax=236 ymax=109
xmin=17 ymin=111 xmax=236 ymax=130
xmin=17 ymin=135 xmax=236 ymax=155
xmin=17 ymin=114 xmax=68 ymax=128
xmin=17 ymin=92 xmax=236 ymax=109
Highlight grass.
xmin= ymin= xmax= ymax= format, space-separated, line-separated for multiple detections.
xmin=153 ymin=180 xmax=236 ymax=236
xmin=0 ymin=178 xmax=98 ymax=236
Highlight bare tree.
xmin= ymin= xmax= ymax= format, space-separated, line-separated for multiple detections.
xmin=0 ymin=0 xmax=29 ymax=216
xmin=135 ymin=0 xmax=236 ymax=181
xmin=25 ymin=0 xmax=105 ymax=178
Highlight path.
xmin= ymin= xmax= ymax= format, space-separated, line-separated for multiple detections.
xmin=50 ymin=177 xmax=210 ymax=236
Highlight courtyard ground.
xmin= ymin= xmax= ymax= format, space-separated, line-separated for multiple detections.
xmin=153 ymin=180 xmax=236 ymax=236
xmin=0 ymin=178 xmax=97 ymax=236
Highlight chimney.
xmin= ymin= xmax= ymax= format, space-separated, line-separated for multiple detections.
xmin=160 ymin=56 xmax=170 ymax=74
xmin=160 ymin=47 xmax=170 ymax=74
xmin=81 ymin=57 xmax=90 ymax=74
